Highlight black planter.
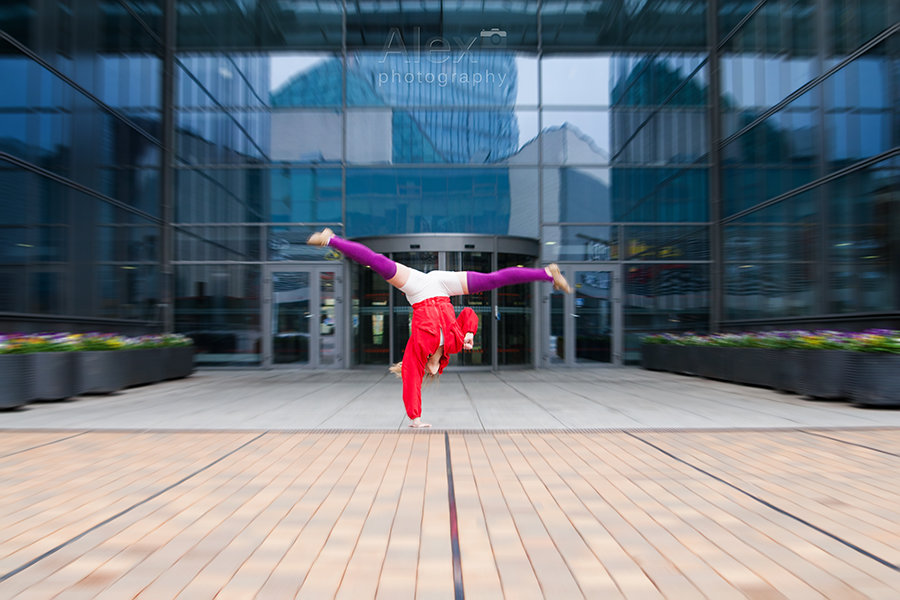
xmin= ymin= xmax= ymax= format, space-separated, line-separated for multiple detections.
xmin=163 ymin=345 xmax=195 ymax=380
xmin=75 ymin=351 xmax=128 ymax=395
xmin=126 ymin=348 xmax=166 ymax=387
xmin=795 ymin=350 xmax=852 ymax=400
xmin=640 ymin=343 xmax=663 ymax=371
xmin=718 ymin=348 xmax=781 ymax=389
xmin=844 ymin=353 xmax=900 ymax=407
xmin=29 ymin=352 xmax=78 ymax=401
xmin=667 ymin=345 xmax=698 ymax=375
xmin=693 ymin=346 xmax=729 ymax=380
xmin=0 ymin=354 xmax=36 ymax=408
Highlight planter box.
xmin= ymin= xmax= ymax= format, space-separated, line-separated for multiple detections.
xmin=668 ymin=345 xmax=698 ymax=375
xmin=640 ymin=344 xmax=663 ymax=371
xmin=716 ymin=348 xmax=776 ymax=388
xmin=74 ymin=351 xmax=129 ymax=395
xmin=29 ymin=352 xmax=78 ymax=401
xmin=163 ymin=345 xmax=195 ymax=380
xmin=844 ymin=353 xmax=900 ymax=407
xmin=693 ymin=346 xmax=731 ymax=380
xmin=795 ymin=350 xmax=853 ymax=400
xmin=0 ymin=354 xmax=36 ymax=409
xmin=126 ymin=348 xmax=166 ymax=387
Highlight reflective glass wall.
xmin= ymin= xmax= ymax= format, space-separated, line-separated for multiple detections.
xmin=3 ymin=0 xmax=897 ymax=363
xmin=718 ymin=0 xmax=899 ymax=327
xmin=1 ymin=1 xmax=164 ymax=333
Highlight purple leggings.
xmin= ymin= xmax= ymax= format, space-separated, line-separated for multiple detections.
xmin=328 ymin=236 xmax=398 ymax=280
xmin=328 ymin=235 xmax=551 ymax=292
xmin=466 ymin=267 xmax=551 ymax=293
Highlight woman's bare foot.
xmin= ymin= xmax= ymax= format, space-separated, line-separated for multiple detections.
xmin=410 ymin=417 xmax=431 ymax=428
xmin=307 ymin=227 xmax=334 ymax=247
xmin=546 ymin=264 xmax=573 ymax=293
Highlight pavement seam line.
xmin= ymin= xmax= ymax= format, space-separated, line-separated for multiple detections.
xmin=445 ymin=432 xmax=465 ymax=600
xmin=625 ymin=431 xmax=900 ymax=573
xmin=0 ymin=431 xmax=269 ymax=583
xmin=798 ymin=430 xmax=900 ymax=458
xmin=0 ymin=432 xmax=88 ymax=459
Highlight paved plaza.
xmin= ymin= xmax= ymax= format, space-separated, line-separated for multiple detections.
xmin=0 ymin=367 xmax=898 ymax=598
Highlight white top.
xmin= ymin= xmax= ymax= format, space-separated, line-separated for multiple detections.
xmin=399 ymin=269 xmax=466 ymax=305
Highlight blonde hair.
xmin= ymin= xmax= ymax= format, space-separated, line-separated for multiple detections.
xmin=389 ymin=361 xmax=439 ymax=385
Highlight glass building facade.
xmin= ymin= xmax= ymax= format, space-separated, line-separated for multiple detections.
xmin=1 ymin=1 xmax=897 ymax=368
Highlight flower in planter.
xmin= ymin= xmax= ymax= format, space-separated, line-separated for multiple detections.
xmin=642 ymin=329 xmax=900 ymax=352
xmin=844 ymin=329 xmax=900 ymax=354
xmin=0 ymin=333 xmax=82 ymax=354
xmin=75 ymin=333 xmax=130 ymax=351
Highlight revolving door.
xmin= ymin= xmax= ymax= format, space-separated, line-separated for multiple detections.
xmin=349 ymin=235 xmax=541 ymax=370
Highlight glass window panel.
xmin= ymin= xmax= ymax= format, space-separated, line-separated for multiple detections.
xmin=541 ymin=0 xmax=706 ymax=50
xmin=624 ymin=226 xmax=709 ymax=261
xmin=270 ymin=109 xmax=342 ymax=162
xmin=347 ymin=49 xmax=520 ymax=108
xmin=609 ymin=108 xmax=708 ymax=165
xmin=610 ymin=167 xmax=708 ymax=222
xmin=272 ymin=270 xmax=310 ymax=365
xmin=268 ymin=226 xmax=345 ymax=262
xmin=541 ymin=56 xmax=611 ymax=106
xmin=541 ymin=111 xmax=610 ymax=163
xmin=496 ymin=252 xmax=535 ymax=366
xmin=346 ymin=4 xmax=441 ymax=48
xmin=177 ymin=1 xmax=342 ymax=49
xmin=96 ymin=264 xmax=161 ymax=320
xmin=0 ymin=227 xmax=32 ymax=263
xmin=724 ymin=0 xmax=815 ymax=56
xmin=542 ymin=167 xmax=611 ymax=223
xmin=28 ymin=271 xmax=65 ymax=313
xmin=723 ymin=195 xmax=818 ymax=320
xmin=175 ymin=111 xmax=268 ymax=164
xmin=347 ymin=108 xmax=536 ymax=165
xmin=623 ymin=263 xmax=710 ymax=336
xmin=827 ymin=157 xmax=900 ymax=313
xmin=269 ymin=53 xmax=342 ymax=107
xmin=541 ymin=225 xmax=620 ymax=263
xmin=270 ymin=168 xmax=342 ymax=223
xmin=831 ymin=0 xmax=896 ymax=54
xmin=174 ymin=264 xmax=262 ymax=366
xmin=97 ymin=223 xmax=159 ymax=263
xmin=346 ymin=167 xmax=516 ymax=236
xmin=175 ymin=168 xmax=266 ymax=223
xmin=0 ymin=267 xmax=26 ymax=312
xmin=441 ymin=1 xmax=538 ymax=50
xmin=175 ymin=226 xmax=261 ymax=262
xmin=352 ymin=261 xmax=391 ymax=366
xmin=0 ymin=57 xmax=28 ymax=108
xmin=610 ymin=55 xmax=707 ymax=107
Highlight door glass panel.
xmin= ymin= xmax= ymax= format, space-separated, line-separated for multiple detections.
xmin=549 ymin=287 xmax=565 ymax=365
xmin=319 ymin=271 xmax=337 ymax=366
xmin=497 ymin=253 xmax=532 ymax=365
xmin=272 ymin=271 xmax=310 ymax=364
xmin=448 ymin=251 xmax=492 ymax=367
xmin=575 ymin=270 xmax=612 ymax=363
xmin=352 ymin=263 xmax=390 ymax=365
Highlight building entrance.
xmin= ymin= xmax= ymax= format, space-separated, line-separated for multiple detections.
xmin=350 ymin=235 xmax=541 ymax=370
xmin=261 ymin=265 xmax=344 ymax=369
xmin=546 ymin=264 xmax=623 ymax=366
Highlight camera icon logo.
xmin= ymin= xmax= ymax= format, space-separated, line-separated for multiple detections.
xmin=480 ymin=28 xmax=507 ymax=48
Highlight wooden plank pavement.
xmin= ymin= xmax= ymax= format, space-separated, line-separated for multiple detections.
xmin=0 ymin=428 xmax=898 ymax=599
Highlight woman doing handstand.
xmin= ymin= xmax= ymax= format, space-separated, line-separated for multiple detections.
xmin=307 ymin=229 xmax=572 ymax=427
